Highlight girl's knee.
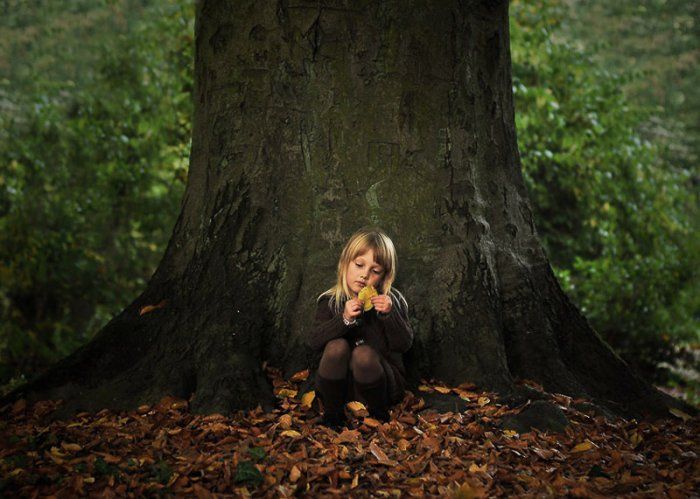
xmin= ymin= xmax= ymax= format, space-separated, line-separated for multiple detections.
xmin=322 ymin=338 xmax=352 ymax=362
xmin=350 ymin=345 xmax=382 ymax=372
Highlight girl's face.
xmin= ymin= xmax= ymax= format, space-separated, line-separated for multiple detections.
xmin=346 ymin=248 xmax=385 ymax=297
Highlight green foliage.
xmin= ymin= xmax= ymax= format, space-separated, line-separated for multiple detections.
xmin=561 ymin=0 xmax=699 ymax=172
xmin=0 ymin=0 xmax=193 ymax=389
xmin=233 ymin=460 xmax=264 ymax=487
xmin=510 ymin=0 xmax=698 ymax=381
xmin=149 ymin=460 xmax=173 ymax=485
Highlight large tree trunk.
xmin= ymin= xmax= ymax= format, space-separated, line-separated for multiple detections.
xmin=4 ymin=0 xmax=694 ymax=423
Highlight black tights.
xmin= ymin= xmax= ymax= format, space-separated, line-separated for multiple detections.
xmin=318 ymin=338 xmax=384 ymax=383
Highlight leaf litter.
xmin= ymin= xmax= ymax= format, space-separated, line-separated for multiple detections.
xmin=0 ymin=364 xmax=698 ymax=497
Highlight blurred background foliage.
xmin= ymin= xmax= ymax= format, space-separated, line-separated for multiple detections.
xmin=0 ymin=0 xmax=193 ymax=392
xmin=0 ymin=0 xmax=697 ymax=404
xmin=511 ymin=0 xmax=698 ymax=404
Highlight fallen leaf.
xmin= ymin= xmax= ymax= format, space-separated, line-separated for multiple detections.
xmin=278 ymin=414 xmax=293 ymax=429
xmin=571 ymin=440 xmax=596 ymax=453
xmin=289 ymin=465 xmax=301 ymax=482
xmin=333 ymin=429 xmax=361 ymax=444
xmin=280 ymin=430 xmax=302 ymax=438
xmin=139 ymin=300 xmax=167 ymax=316
xmin=61 ymin=442 xmax=82 ymax=452
xmin=363 ymin=417 xmax=383 ymax=428
xmin=469 ymin=462 xmax=488 ymax=473
xmin=289 ymin=370 xmax=309 ymax=382
xmin=275 ymin=389 xmax=298 ymax=398
xmin=369 ymin=441 xmax=398 ymax=466
xmin=300 ymin=391 xmax=315 ymax=408
xmin=346 ymin=401 xmax=368 ymax=417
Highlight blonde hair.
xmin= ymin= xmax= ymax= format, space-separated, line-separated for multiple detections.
xmin=316 ymin=226 xmax=409 ymax=316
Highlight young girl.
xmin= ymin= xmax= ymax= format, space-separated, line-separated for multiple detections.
xmin=306 ymin=227 xmax=414 ymax=429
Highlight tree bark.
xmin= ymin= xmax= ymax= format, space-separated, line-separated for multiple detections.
xmin=3 ymin=0 xmax=695 ymax=423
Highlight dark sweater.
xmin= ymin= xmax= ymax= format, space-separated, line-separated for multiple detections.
xmin=307 ymin=295 xmax=414 ymax=404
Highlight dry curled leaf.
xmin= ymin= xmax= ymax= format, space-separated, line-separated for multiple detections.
xmin=139 ymin=300 xmax=167 ymax=316
xmin=300 ymin=391 xmax=315 ymax=408
xmin=278 ymin=414 xmax=292 ymax=429
xmin=275 ymin=388 xmax=297 ymax=398
xmin=346 ymin=400 xmax=368 ymax=417
xmin=369 ymin=440 xmax=398 ymax=466
xmin=289 ymin=369 xmax=309 ymax=382
xmin=571 ymin=440 xmax=596 ymax=453
xmin=280 ymin=430 xmax=302 ymax=438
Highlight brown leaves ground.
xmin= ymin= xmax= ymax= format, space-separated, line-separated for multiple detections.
xmin=1 ymin=365 xmax=698 ymax=498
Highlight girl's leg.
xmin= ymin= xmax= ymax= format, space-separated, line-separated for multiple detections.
xmin=316 ymin=338 xmax=352 ymax=427
xmin=350 ymin=345 xmax=390 ymax=422
xmin=318 ymin=338 xmax=351 ymax=379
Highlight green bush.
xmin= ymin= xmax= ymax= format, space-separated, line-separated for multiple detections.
xmin=510 ymin=0 xmax=698 ymax=381
xmin=0 ymin=0 xmax=193 ymax=390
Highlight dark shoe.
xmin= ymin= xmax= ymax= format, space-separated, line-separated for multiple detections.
xmin=320 ymin=411 xmax=348 ymax=430
xmin=355 ymin=375 xmax=391 ymax=423
xmin=316 ymin=373 xmax=349 ymax=426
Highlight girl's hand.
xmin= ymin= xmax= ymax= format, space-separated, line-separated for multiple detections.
xmin=371 ymin=294 xmax=393 ymax=314
xmin=343 ymin=298 xmax=363 ymax=322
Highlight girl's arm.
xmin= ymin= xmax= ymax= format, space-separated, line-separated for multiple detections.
xmin=378 ymin=305 xmax=414 ymax=353
xmin=306 ymin=299 xmax=350 ymax=352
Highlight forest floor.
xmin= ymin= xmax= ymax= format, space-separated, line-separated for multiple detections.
xmin=1 ymin=365 xmax=698 ymax=498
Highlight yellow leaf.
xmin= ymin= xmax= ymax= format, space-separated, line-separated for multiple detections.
xmin=358 ymin=285 xmax=378 ymax=311
xmin=502 ymin=430 xmax=518 ymax=438
xmin=61 ymin=442 xmax=82 ymax=452
xmin=456 ymin=390 xmax=471 ymax=401
xmin=275 ymin=388 xmax=297 ymax=398
xmin=347 ymin=400 xmax=366 ymax=411
xmin=300 ymin=391 xmax=315 ymax=408
xmin=418 ymin=385 xmax=432 ymax=392
xmin=477 ymin=397 xmax=490 ymax=406
xmin=571 ymin=440 xmax=595 ymax=453
xmin=280 ymin=430 xmax=302 ymax=438
xmin=629 ymin=430 xmax=643 ymax=448
xmin=469 ymin=462 xmax=488 ymax=473
xmin=434 ymin=386 xmax=451 ymax=394
xmin=278 ymin=414 xmax=292 ymax=429
xmin=290 ymin=369 xmax=309 ymax=382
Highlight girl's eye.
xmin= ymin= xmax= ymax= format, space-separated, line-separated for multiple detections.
xmin=355 ymin=262 xmax=382 ymax=274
